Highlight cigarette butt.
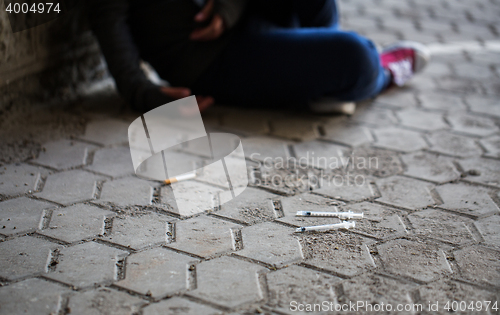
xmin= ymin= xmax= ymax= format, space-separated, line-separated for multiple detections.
xmin=295 ymin=221 xmax=355 ymax=232
xmin=164 ymin=172 xmax=196 ymax=185
xmin=296 ymin=210 xmax=363 ymax=219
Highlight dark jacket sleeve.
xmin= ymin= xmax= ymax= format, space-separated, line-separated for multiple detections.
xmin=214 ymin=0 xmax=248 ymax=29
xmin=87 ymin=0 xmax=173 ymax=111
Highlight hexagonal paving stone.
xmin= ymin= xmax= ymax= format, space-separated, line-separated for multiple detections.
xmin=455 ymin=63 xmax=495 ymax=80
xmin=97 ymin=177 xmax=154 ymax=207
xmin=421 ymin=61 xmax=451 ymax=76
xmin=451 ymin=24 xmax=497 ymax=43
xmin=427 ymin=131 xmax=483 ymax=158
xmin=470 ymin=52 xmax=500 ymax=66
xmin=475 ymin=215 xmax=500 ymax=248
xmin=436 ymin=77 xmax=482 ymax=96
xmin=270 ymin=117 xmax=319 ymax=141
xmin=465 ymin=95 xmax=500 ymax=118
xmin=143 ymin=297 xmax=222 ymax=315
xmin=39 ymin=204 xmax=115 ymax=243
xmin=0 ymin=278 xmax=72 ymax=315
xmin=67 ymin=287 xmax=146 ymax=315
xmin=277 ymin=194 xmax=342 ymax=227
xmin=115 ymin=247 xmax=199 ymax=298
xmin=481 ymin=135 xmax=500 ymax=158
xmin=337 ymin=274 xmax=416 ymax=310
xmin=292 ymin=140 xmax=346 ymax=169
xmin=373 ymin=127 xmax=428 ymax=153
xmin=34 ymin=170 xmax=104 ymax=206
xmin=376 ymin=176 xmax=436 ymax=210
xmin=252 ymin=162 xmax=323 ymax=196
xmin=0 ymin=164 xmax=45 ymax=197
xmin=242 ymin=137 xmax=290 ymax=161
xmin=0 ymin=236 xmax=59 ymax=280
xmin=215 ymin=187 xmax=278 ymax=225
xmin=418 ymin=91 xmax=467 ymax=111
xmin=397 ymin=108 xmax=448 ymax=131
xmin=345 ymin=202 xmax=406 ymax=240
xmin=409 ymin=74 xmax=439 ymax=90
xmin=0 ymin=197 xmax=53 ymax=236
xmin=103 ymin=211 xmax=170 ymax=250
xmin=321 ymin=122 xmax=374 ymax=147
xmin=375 ymin=90 xmax=418 ymax=109
xmin=315 ymin=176 xmax=377 ymax=202
xmin=417 ymin=280 xmax=498 ymax=315
xmin=195 ymin=156 xmax=248 ymax=190
xmin=159 ymin=185 xmax=179 ymax=212
xmin=377 ymin=239 xmax=452 ymax=282
xmin=161 ymin=181 xmax=223 ymax=217
xmin=400 ymin=27 xmax=439 ymax=44
xmin=458 ymin=157 xmax=500 ymax=187
xmin=401 ymin=151 xmax=460 ymax=184
xmin=80 ymin=119 xmax=129 ymax=146
xmin=85 ymin=147 xmax=135 ymax=178
xmin=454 ymin=246 xmax=500 ymax=286
xmin=408 ymin=209 xmax=475 ymax=245
xmin=221 ymin=109 xmax=271 ymax=134
xmin=436 ymin=183 xmax=499 ymax=218
xmin=236 ymin=222 xmax=302 ymax=268
xmin=187 ymin=160 xmax=221 ymax=190
xmin=446 ymin=113 xmax=498 ymax=137
xmin=31 ymin=139 xmax=97 ymax=170
xmin=483 ymin=81 xmax=500 ymax=97
xmin=160 ymin=146 xmax=208 ymax=170
xmin=299 ymin=231 xmax=376 ymax=277
xmin=187 ymin=256 xmax=266 ymax=309
xmin=44 ymin=241 xmax=128 ymax=288
xmin=266 ymin=265 xmax=342 ymax=313
xmin=352 ymin=107 xmax=398 ymax=126
xmin=166 ymin=215 xmax=241 ymax=258
xmin=350 ymin=146 xmax=403 ymax=178
xmin=320 ymin=115 xmax=345 ymax=127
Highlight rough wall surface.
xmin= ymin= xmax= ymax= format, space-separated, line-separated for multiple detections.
xmin=0 ymin=1 xmax=110 ymax=108
xmin=0 ymin=2 xmax=113 ymax=163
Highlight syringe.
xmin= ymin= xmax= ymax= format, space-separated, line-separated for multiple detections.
xmin=295 ymin=221 xmax=356 ymax=232
xmin=296 ymin=210 xmax=363 ymax=220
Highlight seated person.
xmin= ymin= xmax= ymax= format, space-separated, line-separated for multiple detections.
xmin=88 ymin=0 xmax=429 ymax=113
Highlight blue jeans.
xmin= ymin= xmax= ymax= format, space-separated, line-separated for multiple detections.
xmin=192 ymin=0 xmax=390 ymax=109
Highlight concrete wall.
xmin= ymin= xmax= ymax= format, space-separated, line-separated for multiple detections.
xmin=0 ymin=3 xmax=107 ymax=112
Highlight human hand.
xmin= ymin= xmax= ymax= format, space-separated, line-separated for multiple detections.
xmin=190 ymin=0 xmax=225 ymax=41
xmin=160 ymin=86 xmax=214 ymax=114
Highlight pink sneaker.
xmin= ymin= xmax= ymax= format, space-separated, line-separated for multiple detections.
xmin=380 ymin=41 xmax=430 ymax=86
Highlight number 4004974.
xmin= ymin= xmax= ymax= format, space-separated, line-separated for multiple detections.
xmin=6 ymin=2 xmax=61 ymax=14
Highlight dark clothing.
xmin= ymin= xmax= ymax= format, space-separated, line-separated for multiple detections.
xmin=88 ymin=0 xmax=247 ymax=110
xmin=89 ymin=0 xmax=388 ymax=111
xmin=192 ymin=0 xmax=389 ymax=108
xmin=127 ymin=0 xmax=246 ymax=87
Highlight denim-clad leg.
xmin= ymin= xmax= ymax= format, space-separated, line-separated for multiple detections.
xmin=191 ymin=0 xmax=390 ymax=108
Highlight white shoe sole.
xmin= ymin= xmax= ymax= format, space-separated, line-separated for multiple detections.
xmin=309 ymin=100 xmax=356 ymax=115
